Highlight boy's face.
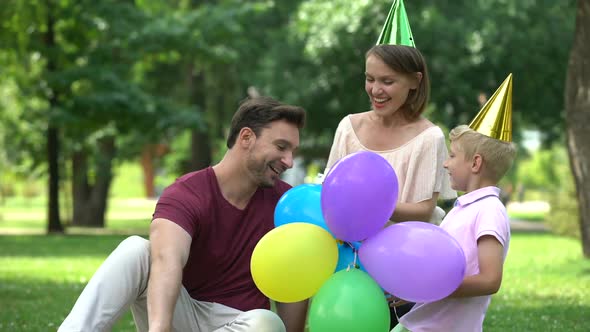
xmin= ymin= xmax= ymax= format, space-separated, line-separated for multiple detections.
xmin=444 ymin=141 xmax=473 ymax=192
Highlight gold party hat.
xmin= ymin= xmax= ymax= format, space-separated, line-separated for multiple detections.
xmin=469 ymin=74 xmax=513 ymax=142
xmin=376 ymin=0 xmax=415 ymax=47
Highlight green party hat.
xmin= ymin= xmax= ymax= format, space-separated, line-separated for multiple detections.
xmin=376 ymin=0 xmax=415 ymax=47
xmin=469 ymin=74 xmax=513 ymax=142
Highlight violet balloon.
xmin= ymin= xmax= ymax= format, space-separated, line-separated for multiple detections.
xmin=321 ymin=151 xmax=398 ymax=242
xmin=358 ymin=222 xmax=466 ymax=303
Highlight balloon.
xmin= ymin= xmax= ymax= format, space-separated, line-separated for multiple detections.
xmin=335 ymin=241 xmax=366 ymax=272
xmin=359 ymin=222 xmax=466 ymax=303
xmin=308 ymin=269 xmax=390 ymax=332
xmin=274 ymin=184 xmax=329 ymax=233
xmin=251 ymin=223 xmax=338 ymax=303
xmin=321 ymin=151 xmax=398 ymax=242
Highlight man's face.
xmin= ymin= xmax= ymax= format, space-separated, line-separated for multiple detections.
xmin=245 ymin=120 xmax=300 ymax=187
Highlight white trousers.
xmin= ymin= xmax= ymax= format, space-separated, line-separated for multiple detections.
xmin=58 ymin=236 xmax=285 ymax=332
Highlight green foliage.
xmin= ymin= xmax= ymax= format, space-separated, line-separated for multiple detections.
xmin=517 ymin=148 xmax=564 ymax=191
xmin=547 ymin=188 xmax=580 ymax=239
xmin=544 ymin=147 xmax=580 ymax=239
xmin=258 ymin=0 xmax=576 ymax=153
xmin=518 ymin=144 xmax=580 ymax=238
xmin=0 ymin=0 xmax=584 ymax=234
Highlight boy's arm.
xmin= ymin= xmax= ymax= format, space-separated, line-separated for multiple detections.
xmin=449 ymin=235 xmax=504 ymax=298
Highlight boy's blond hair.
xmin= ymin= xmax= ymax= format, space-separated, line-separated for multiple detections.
xmin=449 ymin=125 xmax=517 ymax=183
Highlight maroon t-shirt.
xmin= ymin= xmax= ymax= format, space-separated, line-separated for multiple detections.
xmin=152 ymin=167 xmax=291 ymax=311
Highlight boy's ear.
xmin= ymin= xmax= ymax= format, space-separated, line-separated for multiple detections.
xmin=471 ymin=154 xmax=483 ymax=173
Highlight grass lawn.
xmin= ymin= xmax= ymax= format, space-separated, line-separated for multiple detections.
xmin=0 ymin=197 xmax=155 ymax=234
xmin=0 ymin=233 xmax=588 ymax=331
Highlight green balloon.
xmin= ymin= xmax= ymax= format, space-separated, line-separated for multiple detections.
xmin=308 ymin=269 xmax=390 ymax=332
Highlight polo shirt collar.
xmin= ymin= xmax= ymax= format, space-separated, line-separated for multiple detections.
xmin=455 ymin=186 xmax=501 ymax=207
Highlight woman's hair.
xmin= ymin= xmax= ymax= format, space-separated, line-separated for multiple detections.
xmin=366 ymin=44 xmax=430 ymax=120
xmin=449 ymin=125 xmax=517 ymax=183
xmin=226 ymin=96 xmax=306 ymax=148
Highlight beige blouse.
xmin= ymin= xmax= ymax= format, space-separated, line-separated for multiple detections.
xmin=325 ymin=115 xmax=457 ymax=206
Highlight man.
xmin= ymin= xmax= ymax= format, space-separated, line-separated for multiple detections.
xmin=59 ymin=96 xmax=308 ymax=332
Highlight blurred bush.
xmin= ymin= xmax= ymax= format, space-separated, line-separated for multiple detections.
xmin=539 ymin=146 xmax=580 ymax=239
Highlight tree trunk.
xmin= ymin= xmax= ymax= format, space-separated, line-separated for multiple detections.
xmin=565 ymin=0 xmax=590 ymax=258
xmin=190 ymin=129 xmax=212 ymax=171
xmin=72 ymin=149 xmax=90 ymax=226
xmin=141 ymin=145 xmax=156 ymax=198
xmin=71 ymin=137 xmax=116 ymax=227
xmin=88 ymin=136 xmax=115 ymax=227
xmin=187 ymin=66 xmax=212 ymax=172
xmin=47 ymin=125 xmax=63 ymax=233
xmin=141 ymin=144 xmax=169 ymax=198
xmin=45 ymin=0 xmax=63 ymax=234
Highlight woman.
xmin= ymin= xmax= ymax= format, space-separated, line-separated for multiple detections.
xmin=324 ymin=44 xmax=456 ymax=328
xmin=326 ymin=44 xmax=455 ymax=223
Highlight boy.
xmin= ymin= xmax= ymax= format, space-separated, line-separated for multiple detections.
xmin=393 ymin=74 xmax=517 ymax=332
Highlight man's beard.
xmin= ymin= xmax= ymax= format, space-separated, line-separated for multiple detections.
xmin=246 ymin=154 xmax=275 ymax=188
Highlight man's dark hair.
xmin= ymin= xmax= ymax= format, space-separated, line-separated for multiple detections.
xmin=226 ymin=96 xmax=306 ymax=148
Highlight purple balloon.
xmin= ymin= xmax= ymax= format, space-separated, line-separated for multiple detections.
xmin=321 ymin=151 xmax=398 ymax=242
xmin=358 ymin=222 xmax=466 ymax=303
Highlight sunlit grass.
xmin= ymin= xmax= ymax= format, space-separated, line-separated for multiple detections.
xmin=1 ymin=234 xmax=588 ymax=331
xmin=0 ymin=235 xmax=139 ymax=331
xmin=507 ymin=201 xmax=551 ymax=222
xmin=485 ymin=233 xmax=589 ymax=331
xmin=0 ymin=197 xmax=154 ymax=233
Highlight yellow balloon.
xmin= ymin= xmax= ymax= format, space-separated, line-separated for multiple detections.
xmin=251 ymin=223 xmax=338 ymax=303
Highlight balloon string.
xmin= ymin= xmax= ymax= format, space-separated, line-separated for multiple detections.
xmin=345 ymin=241 xmax=358 ymax=271
xmin=393 ymin=303 xmax=401 ymax=323
xmin=343 ymin=241 xmax=357 ymax=271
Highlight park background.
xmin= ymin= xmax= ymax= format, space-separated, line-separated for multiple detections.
xmin=1 ymin=0 xmax=589 ymax=331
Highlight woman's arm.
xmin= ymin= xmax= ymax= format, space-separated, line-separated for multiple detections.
xmin=387 ymin=193 xmax=439 ymax=223
xmin=449 ymin=235 xmax=504 ymax=298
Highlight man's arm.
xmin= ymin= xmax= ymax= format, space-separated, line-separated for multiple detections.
xmin=147 ymin=218 xmax=192 ymax=332
xmin=450 ymin=235 xmax=504 ymax=298
xmin=275 ymin=300 xmax=309 ymax=332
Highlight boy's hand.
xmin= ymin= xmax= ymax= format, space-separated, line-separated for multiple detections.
xmin=385 ymin=292 xmax=409 ymax=308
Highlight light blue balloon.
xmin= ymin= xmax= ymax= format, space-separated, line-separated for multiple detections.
xmin=274 ymin=184 xmax=330 ymax=233
xmin=335 ymin=241 xmax=366 ymax=272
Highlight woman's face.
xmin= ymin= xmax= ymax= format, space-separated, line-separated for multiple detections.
xmin=364 ymin=54 xmax=419 ymax=116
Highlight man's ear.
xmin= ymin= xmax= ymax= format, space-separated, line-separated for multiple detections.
xmin=471 ymin=154 xmax=483 ymax=173
xmin=238 ymin=127 xmax=255 ymax=147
